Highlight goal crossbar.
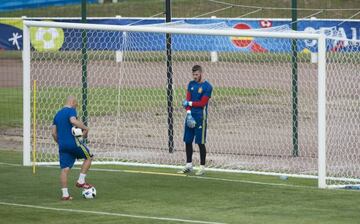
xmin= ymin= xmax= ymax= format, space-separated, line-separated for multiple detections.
xmin=23 ymin=20 xmax=321 ymax=40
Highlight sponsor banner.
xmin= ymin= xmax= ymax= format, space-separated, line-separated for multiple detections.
xmin=0 ymin=19 xmax=23 ymax=50
xmin=0 ymin=18 xmax=359 ymax=52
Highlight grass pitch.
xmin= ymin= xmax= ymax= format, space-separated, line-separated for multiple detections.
xmin=0 ymin=149 xmax=360 ymax=224
xmin=0 ymin=86 xmax=277 ymax=127
xmin=0 ymin=0 xmax=358 ymax=18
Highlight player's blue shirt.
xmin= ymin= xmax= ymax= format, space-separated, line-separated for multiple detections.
xmin=187 ymin=80 xmax=213 ymax=115
xmin=53 ymin=107 xmax=77 ymax=150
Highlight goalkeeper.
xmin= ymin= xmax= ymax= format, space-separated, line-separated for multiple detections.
xmin=178 ymin=65 xmax=213 ymax=176
xmin=51 ymin=96 xmax=93 ymax=200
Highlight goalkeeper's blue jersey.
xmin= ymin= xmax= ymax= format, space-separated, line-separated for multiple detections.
xmin=53 ymin=107 xmax=77 ymax=150
xmin=187 ymin=80 xmax=213 ymax=115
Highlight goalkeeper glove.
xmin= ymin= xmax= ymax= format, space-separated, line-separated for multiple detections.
xmin=186 ymin=112 xmax=196 ymax=128
xmin=182 ymin=100 xmax=192 ymax=108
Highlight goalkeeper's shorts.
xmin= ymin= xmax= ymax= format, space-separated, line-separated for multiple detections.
xmin=183 ymin=113 xmax=208 ymax=144
xmin=59 ymin=140 xmax=93 ymax=169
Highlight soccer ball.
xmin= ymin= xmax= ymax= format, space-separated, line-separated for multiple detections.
xmin=82 ymin=187 xmax=96 ymax=199
xmin=71 ymin=126 xmax=83 ymax=137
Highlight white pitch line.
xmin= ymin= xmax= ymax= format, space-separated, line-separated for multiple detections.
xmin=84 ymin=167 xmax=316 ymax=189
xmin=0 ymin=201 xmax=226 ymax=224
xmin=0 ymin=161 xmax=314 ymax=189
xmin=191 ymin=176 xmax=317 ymax=189
xmin=0 ymin=162 xmax=22 ymax=167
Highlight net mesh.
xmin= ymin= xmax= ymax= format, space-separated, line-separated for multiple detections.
xmin=28 ymin=22 xmax=360 ymax=187
xmin=326 ymin=37 xmax=360 ymax=186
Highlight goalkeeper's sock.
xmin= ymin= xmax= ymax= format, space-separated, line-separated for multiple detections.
xmin=198 ymin=144 xmax=206 ymax=165
xmin=186 ymin=143 xmax=193 ymax=163
xmin=77 ymin=173 xmax=86 ymax=184
xmin=61 ymin=188 xmax=69 ymax=197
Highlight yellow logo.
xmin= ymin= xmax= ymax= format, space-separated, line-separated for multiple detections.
xmin=30 ymin=26 xmax=64 ymax=51
xmin=198 ymin=87 xmax=203 ymax=94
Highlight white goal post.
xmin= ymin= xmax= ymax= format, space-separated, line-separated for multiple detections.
xmin=23 ymin=19 xmax=357 ymax=189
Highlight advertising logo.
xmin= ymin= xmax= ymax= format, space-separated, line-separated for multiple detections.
xmin=30 ymin=27 xmax=64 ymax=51
xmin=231 ymin=23 xmax=267 ymax=52
xmin=231 ymin=23 xmax=254 ymax=48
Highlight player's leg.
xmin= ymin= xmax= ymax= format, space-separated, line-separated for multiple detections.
xmin=77 ymin=158 xmax=92 ymax=185
xmin=186 ymin=143 xmax=193 ymax=164
xmin=180 ymin=143 xmax=194 ymax=173
xmin=196 ymin=144 xmax=206 ymax=176
xmin=198 ymin=144 xmax=206 ymax=166
xmin=73 ymin=140 xmax=94 ymax=188
xmin=194 ymin=114 xmax=207 ymax=176
xmin=59 ymin=152 xmax=76 ymax=200
xmin=80 ymin=157 xmax=92 ymax=176
xmin=60 ymin=168 xmax=71 ymax=200
xmin=178 ymin=125 xmax=195 ymax=174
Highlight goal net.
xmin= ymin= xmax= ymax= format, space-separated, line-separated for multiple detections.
xmin=22 ymin=20 xmax=360 ymax=189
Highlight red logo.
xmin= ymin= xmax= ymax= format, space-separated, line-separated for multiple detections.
xmin=231 ymin=23 xmax=253 ymax=48
xmin=260 ymin=20 xmax=272 ymax=28
xmin=230 ymin=23 xmax=268 ymax=52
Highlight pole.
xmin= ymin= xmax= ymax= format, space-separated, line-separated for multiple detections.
xmin=165 ymin=0 xmax=174 ymax=153
xmin=23 ymin=23 xmax=31 ymax=166
xmin=81 ymin=0 xmax=88 ymax=126
xmin=32 ymin=80 xmax=37 ymax=174
xmin=317 ymin=35 xmax=327 ymax=188
xmin=291 ymin=0 xmax=299 ymax=157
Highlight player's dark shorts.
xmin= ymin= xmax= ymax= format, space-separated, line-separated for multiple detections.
xmin=183 ymin=112 xmax=208 ymax=144
xmin=59 ymin=138 xmax=93 ymax=169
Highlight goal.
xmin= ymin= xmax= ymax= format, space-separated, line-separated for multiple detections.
xmin=22 ymin=20 xmax=360 ymax=189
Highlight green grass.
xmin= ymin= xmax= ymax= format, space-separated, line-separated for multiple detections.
xmin=0 ymin=51 xmax=22 ymax=59
xmin=1 ymin=51 xmax=299 ymax=62
xmin=3 ymin=50 xmax=360 ymax=64
xmin=0 ymin=86 xmax=279 ymax=127
xmin=0 ymin=86 xmax=174 ymax=127
xmin=0 ymin=0 xmax=359 ymax=18
xmin=0 ymin=88 xmax=22 ymax=128
xmin=36 ymin=86 xmax=177 ymax=116
xmin=1 ymin=149 xmax=360 ymax=224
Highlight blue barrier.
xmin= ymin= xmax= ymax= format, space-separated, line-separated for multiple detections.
xmin=0 ymin=18 xmax=359 ymax=52
xmin=0 ymin=0 xmax=97 ymax=12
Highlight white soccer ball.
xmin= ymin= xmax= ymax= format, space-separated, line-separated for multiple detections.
xmin=82 ymin=187 xmax=96 ymax=199
xmin=71 ymin=126 xmax=83 ymax=137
